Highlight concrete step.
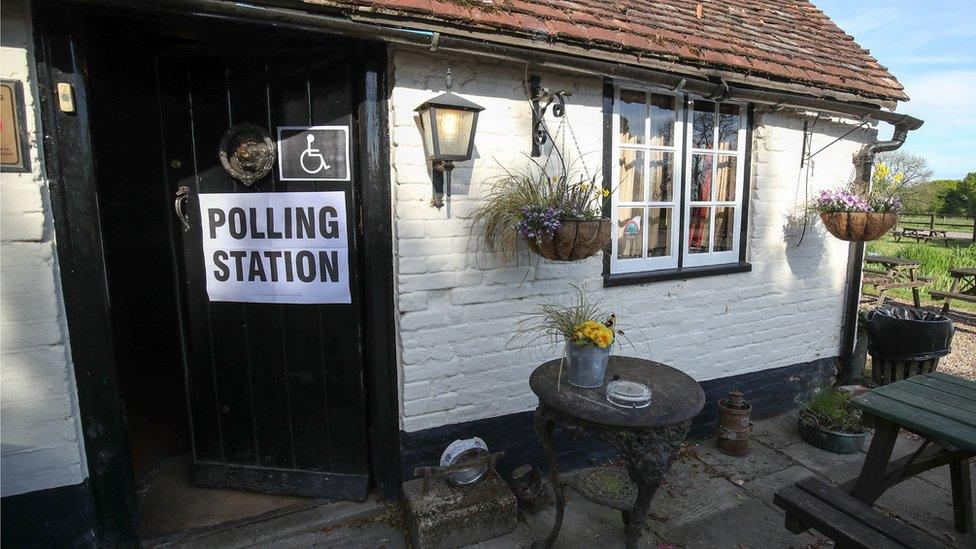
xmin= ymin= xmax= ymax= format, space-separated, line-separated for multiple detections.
xmin=147 ymin=498 xmax=384 ymax=548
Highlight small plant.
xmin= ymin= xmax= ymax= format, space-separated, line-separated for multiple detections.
xmin=512 ymin=285 xmax=622 ymax=350
xmin=799 ymin=389 xmax=865 ymax=434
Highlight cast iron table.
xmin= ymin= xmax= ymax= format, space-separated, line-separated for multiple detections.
xmin=529 ymin=356 xmax=705 ymax=548
xmin=847 ymin=372 xmax=975 ymax=533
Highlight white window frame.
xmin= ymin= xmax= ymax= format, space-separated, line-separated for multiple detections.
xmin=681 ymin=98 xmax=747 ymax=268
xmin=609 ymin=86 xmax=685 ymax=274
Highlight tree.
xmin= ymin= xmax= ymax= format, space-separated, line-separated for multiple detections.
xmin=875 ymin=150 xmax=933 ymax=188
xmin=905 ymin=179 xmax=956 ymax=213
xmin=940 ymin=172 xmax=976 ymax=240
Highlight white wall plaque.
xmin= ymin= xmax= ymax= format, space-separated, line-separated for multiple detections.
xmin=197 ymin=191 xmax=351 ymax=304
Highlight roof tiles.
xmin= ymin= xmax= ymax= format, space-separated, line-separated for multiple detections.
xmin=304 ymin=0 xmax=907 ymax=102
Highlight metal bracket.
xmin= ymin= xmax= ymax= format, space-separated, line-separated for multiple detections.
xmin=529 ymin=74 xmax=572 ymax=157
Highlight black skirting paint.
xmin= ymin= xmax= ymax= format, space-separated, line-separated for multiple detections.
xmin=1 ymin=481 xmax=96 ymax=548
xmin=400 ymin=357 xmax=837 ymax=479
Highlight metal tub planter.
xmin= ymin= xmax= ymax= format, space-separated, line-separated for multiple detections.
xmin=797 ymin=389 xmax=867 ymax=454
xmin=797 ymin=414 xmax=868 ymax=454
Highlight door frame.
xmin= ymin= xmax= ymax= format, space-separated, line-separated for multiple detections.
xmin=32 ymin=3 xmax=400 ymax=545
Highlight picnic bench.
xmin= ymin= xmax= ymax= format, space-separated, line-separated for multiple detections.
xmin=893 ymin=226 xmax=950 ymax=247
xmin=931 ymin=267 xmax=976 ymax=314
xmin=775 ymin=373 xmax=975 ymax=548
xmin=863 ymin=255 xmax=931 ymax=308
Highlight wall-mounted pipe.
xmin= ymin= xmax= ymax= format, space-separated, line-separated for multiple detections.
xmin=836 ymin=119 xmax=922 ymax=385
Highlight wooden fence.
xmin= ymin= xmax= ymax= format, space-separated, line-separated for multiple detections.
xmin=899 ymin=213 xmax=976 ymax=241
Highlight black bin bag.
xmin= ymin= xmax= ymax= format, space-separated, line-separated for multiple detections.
xmin=865 ymin=306 xmax=954 ymax=361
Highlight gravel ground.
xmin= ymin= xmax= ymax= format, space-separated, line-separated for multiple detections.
xmin=878 ymin=299 xmax=975 ymax=381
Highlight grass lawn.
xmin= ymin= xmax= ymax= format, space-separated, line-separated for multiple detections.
xmin=865 ymin=235 xmax=976 ymax=311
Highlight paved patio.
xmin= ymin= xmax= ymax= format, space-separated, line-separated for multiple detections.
xmin=167 ymin=413 xmax=976 ymax=548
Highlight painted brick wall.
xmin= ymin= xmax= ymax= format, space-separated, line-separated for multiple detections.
xmin=1 ymin=0 xmax=88 ymax=497
xmin=389 ymin=49 xmax=876 ymax=433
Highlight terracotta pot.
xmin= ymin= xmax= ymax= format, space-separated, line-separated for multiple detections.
xmin=524 ymin=218 xmax=611 ymax=261
xmin=819 ymin=211 xmax=897 ymax=242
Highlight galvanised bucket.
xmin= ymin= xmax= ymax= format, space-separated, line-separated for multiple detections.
xmin=564 ymin=341 xmax=611 ymax=388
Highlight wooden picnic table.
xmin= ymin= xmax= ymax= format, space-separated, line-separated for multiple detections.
xmin=848 ymin=372 xmax=975 ymax=534
xmin=863 ymin=255 xmax=931 ymax=308
xmin=932 ymin=267 xmax=976 ymax=314
xmin=894 ymin=227 xmax=950 ymax=247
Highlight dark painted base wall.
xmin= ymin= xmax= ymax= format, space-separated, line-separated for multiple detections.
xmin=1 ymin=481 xmax=96 ymax=548
xmin=401 ymin=357 xmax=837 ymax=479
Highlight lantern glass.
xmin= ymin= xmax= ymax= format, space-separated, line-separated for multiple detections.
xmin=434 ymin=106 xmax=476 ymax=158
xmin=420 ymin=108 xmax=436 ymax=158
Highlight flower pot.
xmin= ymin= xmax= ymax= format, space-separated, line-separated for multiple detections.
xmin=564 ymin=341 xmax=611 ymax=388
xmin=819 ymin=211 xmax=897 ymax=242
xmin=525 ymin=218 xmax=611 ymax=261
xmin=797 ymin=413 xmax=867 ymax=454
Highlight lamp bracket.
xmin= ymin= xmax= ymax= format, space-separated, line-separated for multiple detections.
xmin=529 ymin=74 xmax=572 ymax=157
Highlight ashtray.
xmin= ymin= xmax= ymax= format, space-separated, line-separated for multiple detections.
xmin=439 ymin=437 xmax=489 ymax=485
xmin=606 ymin=379 xmax=652 ymax=409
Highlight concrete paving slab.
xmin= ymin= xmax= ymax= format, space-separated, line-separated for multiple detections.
xmin=693 ymin=436 xmax=795 ymax=483
xmin=752 ymin=412 xmax=802 ymax=451
xmin=647 ymin=495 xmax=823 ymax=549
xmin=740 ymin=464 xmax=823 ymax=509
xmin=260 ymin=522 xmax=407 ymax=548
xmin=464 ymin=521 xmax=537 ymax=548
xmin=643 ymin=455 xmax=742 ymax=526
xmin=778 ymin=440 xmax=866 ymax=484
xmin=875 ymin=477 xmax=975 ymax=548
xmin=520 ymin=489 xmax=631 ymax=548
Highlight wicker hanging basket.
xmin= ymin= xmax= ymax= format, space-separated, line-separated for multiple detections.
xmin=819 ymin=212 xmax=897 ymax=242
xmin=524 ymin=218 xmax=611 ymax=261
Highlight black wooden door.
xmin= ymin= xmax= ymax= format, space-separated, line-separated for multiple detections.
xmin=158 ymin=47 xmax=369 ymax=500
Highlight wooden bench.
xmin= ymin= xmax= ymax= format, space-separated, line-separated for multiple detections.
xmin=774 ymin=477 xmax=946 ymax=548
xmin=932 ymin=268 xmax=976 ymax=313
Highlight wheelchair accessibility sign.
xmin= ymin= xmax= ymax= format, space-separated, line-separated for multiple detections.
xmin=277 ymin=126 xmax=350 ymax=181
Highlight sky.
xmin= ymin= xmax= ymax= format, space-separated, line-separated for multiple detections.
xmin=815 ymin=0 xmax=976 ymax=180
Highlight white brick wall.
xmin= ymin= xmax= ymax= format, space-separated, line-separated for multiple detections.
xmin=1 ymin=0 xmax=88 ymax=497
xmin=390 ymin=49 xmax=875 ymax=433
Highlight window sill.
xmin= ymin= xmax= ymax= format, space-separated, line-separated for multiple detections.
xmin=603 ymin=261 xmax=752 ymax=287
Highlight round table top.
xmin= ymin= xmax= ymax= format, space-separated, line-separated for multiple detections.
xmin=529 ymin=356 xmax=705 ymax=429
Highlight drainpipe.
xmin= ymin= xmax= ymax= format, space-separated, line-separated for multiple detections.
xmin=836 ymin=117 xmax=922 ymax=385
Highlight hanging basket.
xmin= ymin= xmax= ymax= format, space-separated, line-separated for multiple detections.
xmin=524 ymin=218 xmax=611 ymax=261
xmin=819 ymin=212 xmax=897 ymax=242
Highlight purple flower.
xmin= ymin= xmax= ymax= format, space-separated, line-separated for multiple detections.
xmin=515 ymin=206 xmax=562 ymax=242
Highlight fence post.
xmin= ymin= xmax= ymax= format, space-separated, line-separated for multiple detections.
xmin=929 ymin=213 xmax=935 ymax=230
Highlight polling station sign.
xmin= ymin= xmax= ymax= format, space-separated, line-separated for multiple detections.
xmin=197 ymin=191 xmax=350 ymax=304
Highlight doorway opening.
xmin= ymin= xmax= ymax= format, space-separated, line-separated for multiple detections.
xmin=84 ymin=13 xmax=320 ymax=540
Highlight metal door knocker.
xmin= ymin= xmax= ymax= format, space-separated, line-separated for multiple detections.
xmin=218 ymin=123 xmax=276 ymax=186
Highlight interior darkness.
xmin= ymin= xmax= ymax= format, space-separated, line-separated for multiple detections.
xmin=85 ymin=15 xmax=189 ymax=489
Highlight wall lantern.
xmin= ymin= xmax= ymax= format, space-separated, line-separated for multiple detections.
xmin=415 ymin=69 xmax=484 ymax=208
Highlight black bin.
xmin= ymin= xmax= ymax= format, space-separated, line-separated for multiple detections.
xmin=865 ymin=306 xmax=954 ymax=385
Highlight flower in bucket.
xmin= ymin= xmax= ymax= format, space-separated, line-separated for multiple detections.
xmin=511 ymin=286 xmax=626 ymax=388
xmin=572 ymin=320 xmax=614 ymax=348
